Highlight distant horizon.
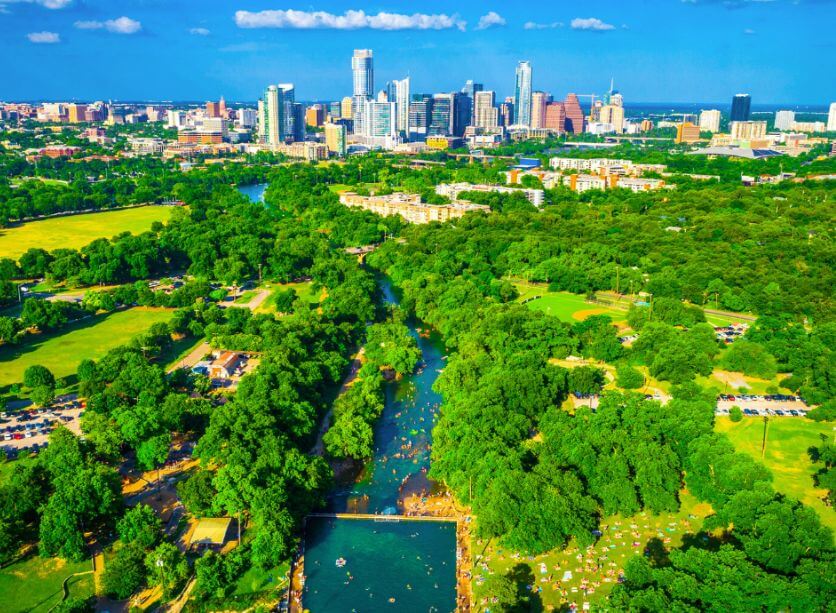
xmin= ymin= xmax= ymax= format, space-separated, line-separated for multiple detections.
xmin=4 ymin=99 xmax=832 ymax=113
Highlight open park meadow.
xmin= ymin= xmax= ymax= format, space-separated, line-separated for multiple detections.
xmin=0 ymin=206 xmax=173 ymax=260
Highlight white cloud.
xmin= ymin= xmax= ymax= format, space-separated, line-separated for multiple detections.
xmin=74 ymin=16 xmax=142 ymax=34
xmin=5 ymin=0 xmax=72 ymax=8
xmin=189 ymin=27 xmax=210 ymax=35
xmin=476 ymin=11 xmax=505 ymax=30
xmin=570 ymin=17 xmax=615 ymax=31
xmin=743 ymin=27 xmax=756 ymax=34
xmin=27 ymin=30 xmax=60 ymax=43
xmin=524 ymin=21 xmax=563 ymax=30
xmin=234 ymin=9 xmax=467 ymax=32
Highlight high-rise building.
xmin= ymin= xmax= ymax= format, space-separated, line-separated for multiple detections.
xmin=675 ymin=122 xmax=701 ymax=144
xmin=531 ymin=91 xmax=549 ymax=129
xmin=563 ymin=94 xmax=585 ymax=135
xmin=259 ymin=85 xmax=282 ymax=147
xmin=473 ymin=91 xmax=498 ymax=128
xmin=324 ymin=122 xmax=347 ymax=157
xmin=460 ymin=80 xmax=483 ymax=127
xmin=429 ymin=94 xmax=453 ymax=135
xmin=352 ymin=49 xmax=374 ymax=133
xmin=306 ymin=104 xmax=325 ymax=127
xmin=730 ymin=120 xmax=767 ymax=141
xmin=828 ymin=102 xmax=836 ymax=132
xmin=514 ymin=61 xmax=533 ymax=126
xmin=167 ymin=110 xmax=187 ymax=129
xmin=408 ymin=94 xmax=431 ymax=141
xmin=640 ymin=119 xmax=653 ymax=132
xmin=544 ymin=102 xmax=565 ymax=133
xmin=258 ymin=84 xmax=303 ymax=146
xmin=500 ymin=99 xmax=514 ymax=127
xmin=730 ymin=94 xmax=751 ymax=122
xmin=206 ymin=100 xmax=222 ymax=118
xmin=360 ymin=99 xmax=397 ymax=143
xmin=774 ymin=110 xmax=795 ymax=131
xmin=699 ymin=109 xmax=721 ymax=133
xmin=341 ymin=96 xmax=353 ymax=120
xmin=391 ymin=77 xmax=410 ymax=135
xmin=67 ymin=104 xmax=87 ymax=124
xmin=236 ymin=108 xmax=257 ymax=128
xmin=329 ymin=101 xmax=342 ymax=119
xmin=599 ymin=104 xmax=625 ymax=133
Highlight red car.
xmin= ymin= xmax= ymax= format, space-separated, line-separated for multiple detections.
xmin=13 ymin=433 xmax=23 ymax=440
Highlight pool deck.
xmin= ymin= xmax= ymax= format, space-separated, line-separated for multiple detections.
xmin=290 ymin=504 xmax=474 ymax=612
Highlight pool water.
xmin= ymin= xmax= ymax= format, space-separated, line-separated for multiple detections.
xmin=238 ymin=183 xmax=268 ymax=203
xmin=303 ymin=517 xmax=457 ymax=613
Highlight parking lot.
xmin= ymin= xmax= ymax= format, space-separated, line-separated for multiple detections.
xmin=0 ymin=394 xmax=84 ymax=457
xmin=715 ymin=393 xmax=810 ymax=417
xmin=570 ymin=391 xmax=811 ymax=418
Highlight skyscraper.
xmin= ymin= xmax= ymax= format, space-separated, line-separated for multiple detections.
xmin=599 ymin=104 xmax=625 ymax=133
xmin=774 ymin=110 xmax=795 ymax=131
xmin=530 ymin=91 xmax=549 ymax=129
xmin=324 ymin=123 xmax=347 ymax=157
xmin=730 ymin=94 xmax=751 ymax=122
xmin=408 ymin=94 xmax=431 ymax=141
xmin=258 ymin=84 xmax=302 ymax=147
xmin=258 ymin=85 xmax=282 ymax=147
xmin=461 ymin=80 xmax=483 ymax=127
xmin=699 ymin=109 xmax=722 ymax=133
xmin=352 ymin=49 xmax=374 ymax=133
xmin=828 ymin=102 xmax=836 ymax=132
xmin=473 ymin=91 xmax=498 ymax=128
xmin=544 ymin=102 xmax=565 ymax=133
xmin=514 ymin=61 xmax=533 ymax=126
xmin=500 ymin=99 xmax=514 ymax=127
xmin=563 ymin=94 xmax=585 ymax=135
xmin=429 ymin=94 xmax=453 ymax=135
xmin=391 ymin=77 xmax=410 ymax=135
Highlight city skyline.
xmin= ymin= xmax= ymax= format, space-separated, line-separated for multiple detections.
xmin=1 ymin=0 xmax=834 ymax=103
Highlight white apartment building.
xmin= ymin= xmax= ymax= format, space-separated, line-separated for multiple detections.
xmin=699 ymin=109 xmax=721 ymax=133
xmin=774 ymin=110 xmax=795 ymax=131
xmin=435 ymin=182 xmax=545 ymax=206
xmin=730 ymin=120 xmax=767 ymax=141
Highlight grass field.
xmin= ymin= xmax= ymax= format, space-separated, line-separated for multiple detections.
xmin=0 ymin=307 xmax=172 ymax=389
xmin=472 ymin=492 xmax=710 ymax=611
xmin=518 ymin=286 xmax=628 ymax=327
xmin=0 ymin=554 xmax=95 ymax=613
xmin=254 ymin=281 xmax=320 ymax=315
xmin=716 ymin=417 xmax=834 ymax=532
xmin=0 ymin=206 xmax=174 ymax=260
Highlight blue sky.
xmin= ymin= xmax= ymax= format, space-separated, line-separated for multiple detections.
xmin=1 ymin=0 xmax=834 ymax=104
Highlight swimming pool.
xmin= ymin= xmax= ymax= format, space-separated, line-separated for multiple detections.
xmin=303 ymin=516 xmax=457 ymax=612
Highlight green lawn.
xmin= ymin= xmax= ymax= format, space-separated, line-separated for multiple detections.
xmin=0 ymin=206 xmax=174 ymax=260
xmin=0 ymin=307 xmax=172 ymax=389
xmin=255 ymin=281 xmax=319 ymax=315
xmin=473 ymin=492 xmax=710 ymax=610
xmin=234 ymin=290 xmax=257 ymax=304
xmin=0 ymin=554 xmax=95 ymax=613
xmin=716 ymin=417 xmax=835 ymax=532
xmin=519 ymin=287 xmax=628 ymax=326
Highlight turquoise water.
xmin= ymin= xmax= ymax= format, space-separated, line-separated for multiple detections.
xmin=329 ymin=282 xmax=446 ymax=514
xmin=303 ymin=282 xmax=457 ymax=611
xmin=303 ymin=516 xmax=457 ymax=613
xmin=238 ymin=182 xmax=268 ymax=203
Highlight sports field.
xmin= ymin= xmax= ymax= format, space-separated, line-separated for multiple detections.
xmin=0 ymin=554 xmax=95 ymax=613
xmin=0 ymin=206 xmax=174 ymax=260
xmin=716 ymin=417 xmax=834 ymax=531
xmin=518 ymin=286 xmax=628 ymax=326
xmin=0 ymin=307 xmax=172 ymax=388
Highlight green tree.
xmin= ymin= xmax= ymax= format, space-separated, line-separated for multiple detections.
xmin=101 ymin=543 xmax=147 ymax=599
xmin=117 ymin=504 xmax=162 ymax=549
xmin=145 ymin=542 xmax=190 ymax=600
